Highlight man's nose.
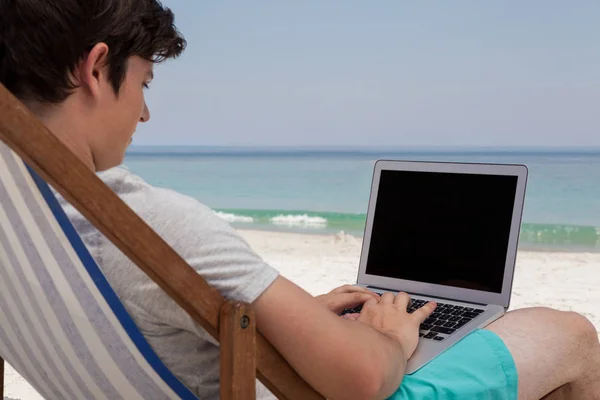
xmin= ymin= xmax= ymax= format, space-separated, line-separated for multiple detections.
xmin=140 ymin=102 xmax=150 ymax=123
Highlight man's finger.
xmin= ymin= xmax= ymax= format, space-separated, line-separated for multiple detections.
xmin=412 ymin=301 xmax=437 ymax=323
xmin=331 ymin=285 xmax=380 ymax=299
xmin=361 ymin=296 xmax=380 ymax=310
xmin=330 ymin=284 xmax=355 ymax=294
xmin=380 ymin=292 xmax=395 ymax=304
xmin=394 ymin=292 xmax=411 ymax=309
xmin=326 ymin=293 xmax=374 ymax=313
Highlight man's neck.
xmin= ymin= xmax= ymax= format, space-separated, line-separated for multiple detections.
xmin=27 ymin=100 xmax=96 ymax=172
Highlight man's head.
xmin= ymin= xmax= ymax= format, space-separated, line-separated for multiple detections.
xmin=0 ymin=0 xmax=186 ymax=171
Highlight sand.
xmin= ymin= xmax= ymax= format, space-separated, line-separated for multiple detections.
xmin=4 ymin=229 xmax=600 ymax=399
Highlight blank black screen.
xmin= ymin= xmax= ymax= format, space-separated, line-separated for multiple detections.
xmin=365 ymin=169 xmax=518 ymax=293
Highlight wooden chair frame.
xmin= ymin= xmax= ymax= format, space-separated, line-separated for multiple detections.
xmin=0 ymin=84 xmax=325 ymax=400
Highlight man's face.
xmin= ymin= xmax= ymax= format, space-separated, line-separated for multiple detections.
xmin=92 ymin=56 xmax=153 ymax=171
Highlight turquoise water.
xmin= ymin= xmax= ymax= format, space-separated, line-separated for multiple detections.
xmin=123 ymin=148 xmax=600 ymax=251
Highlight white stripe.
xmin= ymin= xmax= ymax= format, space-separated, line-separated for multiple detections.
xmin=8 ymin=152 xmax=180 ymax=397
xmin=1 ymin=153 xmax=154 ymax=399
xmin=0 ymin=212 xmax=88 ymax=399
xmin=0 ymin=158 xmax=112 ymax=400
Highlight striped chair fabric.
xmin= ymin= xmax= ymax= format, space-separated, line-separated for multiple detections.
xmin=0 ymin=140 xmax=199 ymax=400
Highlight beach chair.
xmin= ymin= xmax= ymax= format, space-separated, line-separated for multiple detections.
xmin=0 ymin=84 xmax=324 ymax=399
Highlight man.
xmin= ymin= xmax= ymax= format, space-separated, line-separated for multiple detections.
xmin=1 ymin=1 xmax=599 ymax=399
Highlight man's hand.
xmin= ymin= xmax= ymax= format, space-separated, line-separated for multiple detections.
xmin=254 ymin=277 xmax=412 ymax=399
xmin=315 ymin=284 xmax=380 ymax=314
xmin=357 ymin=292 xmax=436 ymax=360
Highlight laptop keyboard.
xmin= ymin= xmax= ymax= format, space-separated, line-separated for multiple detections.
xmin=341 ymin=298 xmax=485 ymax=341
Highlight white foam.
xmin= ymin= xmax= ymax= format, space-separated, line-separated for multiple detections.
xmin=269 ymin=214 xmax=328 ymax=228
xmin=215 ymin=212 xmax=254 ymax=223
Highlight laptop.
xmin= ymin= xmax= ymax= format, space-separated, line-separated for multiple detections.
xmin=343 ymin=159 xmax=528 ymax=374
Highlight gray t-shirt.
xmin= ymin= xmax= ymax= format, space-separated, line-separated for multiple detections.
xmin=57 ymin=166 xmax=279 ymax=399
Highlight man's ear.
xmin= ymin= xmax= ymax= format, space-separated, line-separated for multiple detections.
xmin=76 ymin=43 xmax=110 ymax=98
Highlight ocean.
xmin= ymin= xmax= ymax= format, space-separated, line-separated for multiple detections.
xmin=123 ymin=147 xmax=600 ymax=252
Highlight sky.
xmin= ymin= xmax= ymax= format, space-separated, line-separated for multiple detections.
xmin=135 ymin=1 xmax=600 ymax=148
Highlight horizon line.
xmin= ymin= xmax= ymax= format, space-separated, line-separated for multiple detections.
xmin=126 ymin=144 xmax=600 ymax=154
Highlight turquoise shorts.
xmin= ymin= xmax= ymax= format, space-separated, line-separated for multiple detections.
xmin=388 ymin=329 xmax=518 ymax=400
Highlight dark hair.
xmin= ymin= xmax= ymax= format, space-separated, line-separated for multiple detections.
xmin=0 ymin=0 xmax=186 ymax=104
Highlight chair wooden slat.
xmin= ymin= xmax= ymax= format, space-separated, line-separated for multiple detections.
xmin=220 ymin=302 xmax=256 ymax=400
xmin=0 ymin=83 xmax=325 ymax=400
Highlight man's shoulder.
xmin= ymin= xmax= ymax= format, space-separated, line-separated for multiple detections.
xmin=96 ymin=166 xmax=278 ymax=304
xmin=98 ymin=166 xmax=225 ymax=232
xmin=96 ymin=166 xmax=264 ymax=263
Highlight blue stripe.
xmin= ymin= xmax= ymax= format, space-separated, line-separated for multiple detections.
xmin=18 ymin=165 xmax=174 ymax=399
xmin=27 ymin=166 xmax=199 ymax=399
xmin=0 ymin=153 xmax=124 ymax=400
xmin=0 ymin=214 xmax=94 ymax=399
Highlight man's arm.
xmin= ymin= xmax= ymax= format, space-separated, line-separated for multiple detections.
xmin=98 ymin=183 xmax=420 ymax=399
xmin=254 ymin=276 xmax=408 ymax=400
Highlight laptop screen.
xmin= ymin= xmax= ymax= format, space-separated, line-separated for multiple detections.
xmin=365 ymin=169 xmax=518 ymax=294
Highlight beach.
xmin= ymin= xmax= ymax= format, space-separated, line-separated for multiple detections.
xmin=238 ymin=230 xmax=600 ymax=329
xmin=4 ymin=229 xmax=600 ymax=399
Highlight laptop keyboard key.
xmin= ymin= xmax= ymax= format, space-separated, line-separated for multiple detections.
xmin=424 ymin=332 xmax=438 ymax=339
xmin=462 ymin=312 xmax=479 ymax=319
xmin=433 ymin=336 xmax=445 ymax=341
xmin=431 ymin=326 xmax=456 ymax=335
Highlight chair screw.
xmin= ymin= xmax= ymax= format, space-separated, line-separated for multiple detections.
xmin=240 ymin=315 xmax=250 ymax=329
